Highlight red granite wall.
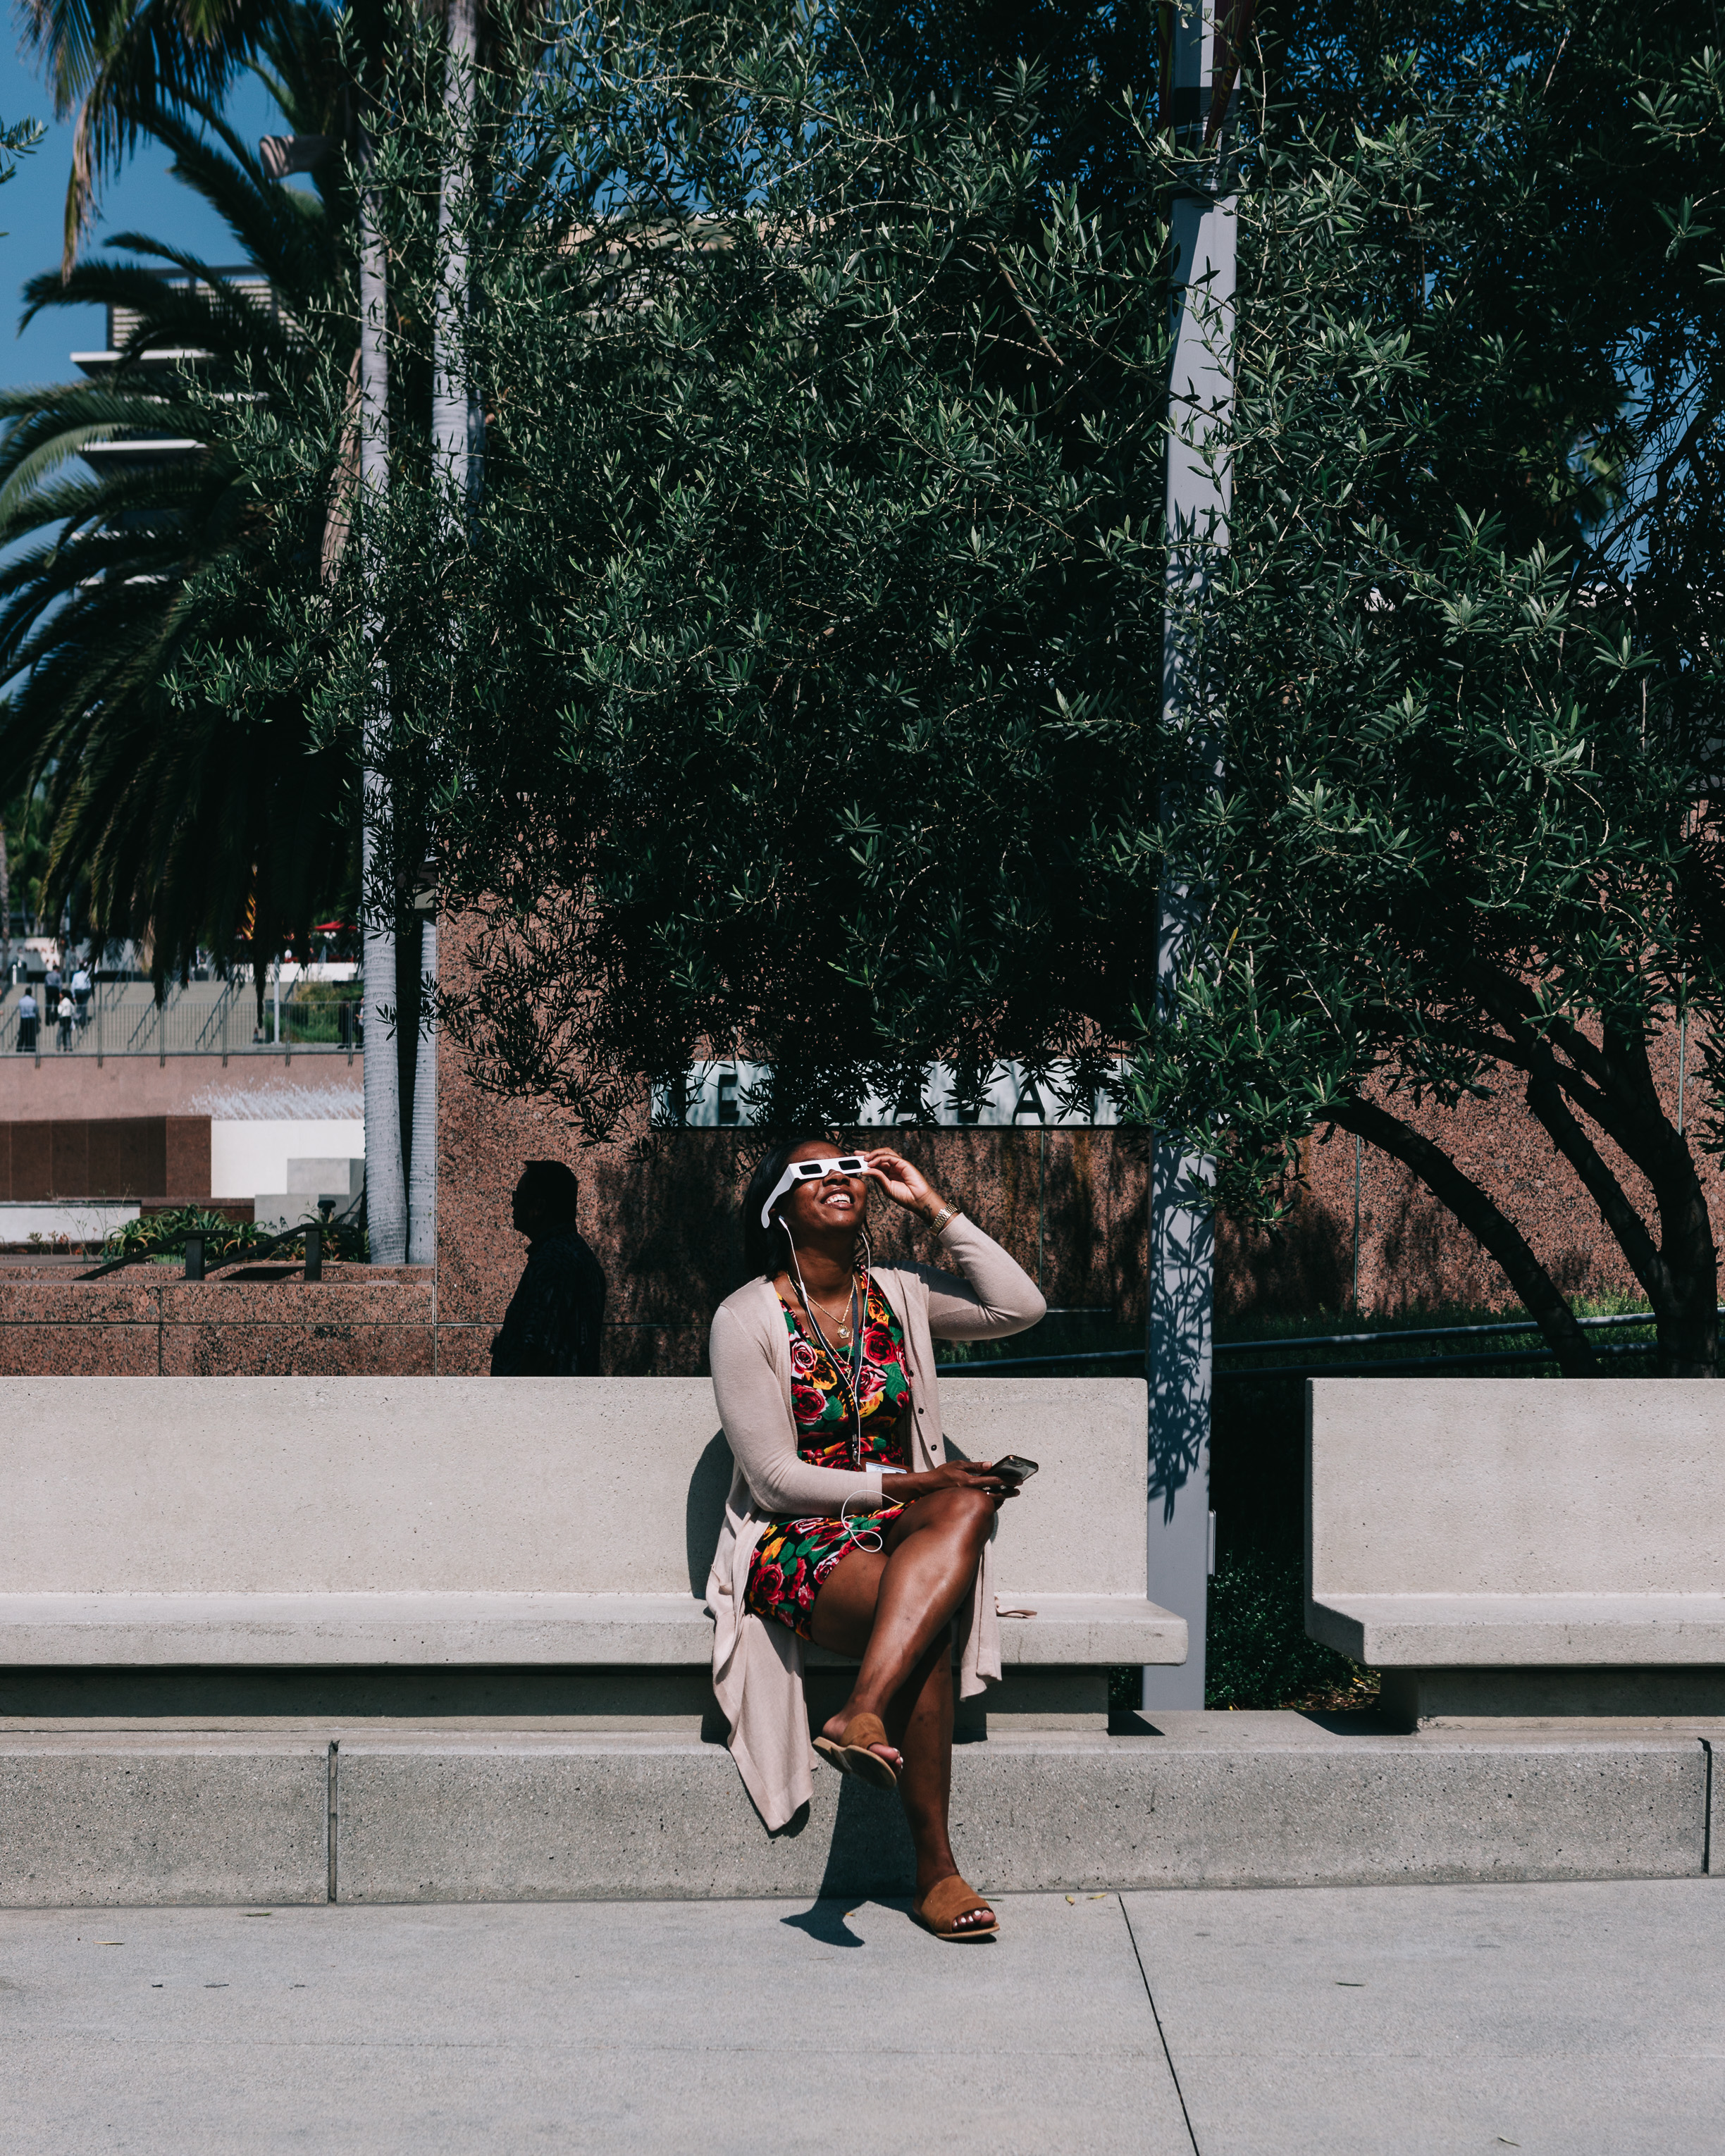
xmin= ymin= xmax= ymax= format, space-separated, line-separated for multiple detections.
xmin=430 ymin=913 xmax=1155 ymax=1372
xmin=434 ymin=909 xmax=1720 ymax=1357
xmin=438 ymin=1107 xmax=1150 ymax=1375
xmin=0 ymin=1265 xmax=435 ymax=1375
xmin=2 ymin=924 xmax=1714 ymax=1378
xmin=1218 ymin=1022 xmax=1719 ymax=1318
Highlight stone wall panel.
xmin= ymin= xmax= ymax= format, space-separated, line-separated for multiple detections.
xmin=158 ymin=1322 xmax=438 ymax=1377
xmin=0 ymin=1324 xmax=158 ymax=1375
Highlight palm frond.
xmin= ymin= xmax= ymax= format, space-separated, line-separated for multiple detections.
xmin=3 ymin=0 xmax=357 ymax=964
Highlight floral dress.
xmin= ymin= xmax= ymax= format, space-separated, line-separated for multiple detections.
xmin=743 ymin=1278 xmax=913 ymax=1640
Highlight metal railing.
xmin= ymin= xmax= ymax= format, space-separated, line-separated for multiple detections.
xmin=932 ymin=1306 xmax=1698 ymax=1379
xmin=1205 ymin=1306 xmax=1689 ymax=1381
xmin=1 ymin=980 xmax=361 ymax=1062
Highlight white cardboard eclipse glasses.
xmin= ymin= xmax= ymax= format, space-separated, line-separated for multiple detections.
xmin=760 ymin=1154 xmax=868 ymax=1228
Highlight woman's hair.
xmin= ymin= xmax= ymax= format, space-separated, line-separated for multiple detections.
xmin=741 ymin=1131 xmax=858 ymax=1278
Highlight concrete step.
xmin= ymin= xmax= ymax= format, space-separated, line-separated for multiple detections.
xmin=0 ymin=1713 xmax=1714 ymax=1907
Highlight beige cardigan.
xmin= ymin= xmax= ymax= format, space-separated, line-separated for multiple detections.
xmin=705 ymin=1215 xmax=1046 ymax=1829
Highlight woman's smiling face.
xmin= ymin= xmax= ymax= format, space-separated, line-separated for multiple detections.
xmin=777 ymin=1139 xmax=870 ymax=1245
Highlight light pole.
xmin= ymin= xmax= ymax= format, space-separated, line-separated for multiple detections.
xmin=358 ymin=143 xmax=409 ymax=1265
xmin=408 ymin=0 xmax=481 ymax=1272
xmin=1143 ymin=0 xmax=1243 ymax=1714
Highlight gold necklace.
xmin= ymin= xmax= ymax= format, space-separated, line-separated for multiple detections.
xmin=805 ymin=1276 xmax=863 ymax=1347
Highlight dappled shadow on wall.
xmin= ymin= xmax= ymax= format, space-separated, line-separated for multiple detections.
xmin=1216 ymin=1190 xmax=1349 ymax=1319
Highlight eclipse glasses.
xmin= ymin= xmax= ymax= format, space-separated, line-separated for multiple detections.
xmin=760 ymin=1154 xmax=869 ymax=1228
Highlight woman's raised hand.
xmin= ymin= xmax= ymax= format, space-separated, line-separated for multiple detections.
xmin=862 ymin=1148 xmax=949 ymax=1223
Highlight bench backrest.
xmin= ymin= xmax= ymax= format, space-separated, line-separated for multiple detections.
xmin=1 ymin=1376 xmax=1147 ymax=1598
xmin=1308 ymin=1377 xmax=1725 ymax=1597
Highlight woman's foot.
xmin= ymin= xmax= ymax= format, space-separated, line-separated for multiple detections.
xmin=821 ymin=1708 xmax=903 ymax=1775
xmin=915 ymin=1869 xmax=997 ymax=1938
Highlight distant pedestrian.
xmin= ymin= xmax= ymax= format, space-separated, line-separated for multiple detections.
xmin=70 ymin=965 xmax=90 ymax=1024
xmin=43 ymin=963 xmax=61 ymax=1010
xmin=55 ymin=993 xmax=75 ymax=1051
xmin=15 ymin=989 xmax=37 ymax=1052
xmin=490 ymin=1160 xmax=607 ymax=1376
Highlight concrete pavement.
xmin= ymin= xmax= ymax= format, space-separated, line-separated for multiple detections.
xmin=1125 ymin=1877 xmax=1725 ymax=2155
xmin=0 ymin=1879 xmax=1720 ymax=2154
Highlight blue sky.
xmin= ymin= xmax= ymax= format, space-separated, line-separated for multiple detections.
xmin=0 ymin=43 xmax=285 ymax=390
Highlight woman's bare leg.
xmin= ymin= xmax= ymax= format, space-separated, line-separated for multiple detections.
xmin=810 ymin=1487 xmax=995 ymax=1732
xmin=884 ymin=1628 xmax=966 ymax=1904
xmin=808 ymin=1490 xmax=996 ymax=1931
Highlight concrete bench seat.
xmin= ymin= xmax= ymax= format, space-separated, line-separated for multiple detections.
xmin=0 ymin=1375 xmax=1182 ymax=1734
xmin=1307 ymin=1378 xmax=1725 ymax=1724
xmin=1306 ymin=1593 xmax=1725 ymax=1668
xmin=0 ymin=1590 xmax=1178 ymax=1668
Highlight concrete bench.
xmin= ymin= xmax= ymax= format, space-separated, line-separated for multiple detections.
xmin=1306 ymin=1378 xmax=1725 ymax=1724
xmin=0 ymin=1375 xmax=1182 ymax=1735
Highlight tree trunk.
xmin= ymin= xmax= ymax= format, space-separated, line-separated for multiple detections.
xmin=431 ymin=0 xmax=478 ymax=508
xmin=1604 ymin=1025 xmax=1717 ymax=1377
xmin=1519 ymin=1027 xmax=1719 ymax=1377
xmin=1328 ymin=1096 xmax=1602 ymax=1375
xmin=1469 ymin=977 xmax=1720 ymax=1377
xmin=359 ymin=161 xmax=407 ymax=1265
xmin=407 ymin=917 xmax=438 ymax=1267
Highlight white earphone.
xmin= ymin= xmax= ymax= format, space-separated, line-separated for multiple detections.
xmin=778 ymin=1197 xmax=880 ymax=1550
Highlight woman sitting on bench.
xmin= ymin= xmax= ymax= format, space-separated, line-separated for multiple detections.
xmin=707 ymin=1136 xmax=1044 ymax=1941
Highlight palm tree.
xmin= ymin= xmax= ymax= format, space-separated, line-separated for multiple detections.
xmin=18 ymin=0 xmax=507 ymax=1263
xmin=0 ymin=13 xmax=357 ymax=995
xmin=20 ymin=0 xmax=280 ymax=269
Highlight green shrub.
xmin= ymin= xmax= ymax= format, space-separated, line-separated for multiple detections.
xmin=99 ymin=1205 xmax=361 ymax=1266
xmin=1205 ymin=1546 xmax=1375 ymax=1710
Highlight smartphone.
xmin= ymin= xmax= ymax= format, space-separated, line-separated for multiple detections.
xmin=989 ymin=1454 xmax=1039 ymax=1486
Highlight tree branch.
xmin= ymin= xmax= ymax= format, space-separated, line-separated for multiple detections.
xmin=1465 ymin=967 xmax=1614 ymax=1094
xmin=1523 ymin=1042 xmax=1669 ymax=1306
xmin=1329 ymin=1096 xmax=1600 ymax=1375
xmin=1466 ymin=972 xmax=1665 ymax=1170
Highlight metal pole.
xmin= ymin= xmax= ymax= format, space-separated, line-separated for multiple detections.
xmin=1351 ymin=1132 xmax=1362 ymax=1311
xmin=1144 ymin=0 xmax=1240 ymax=1716
xmin=1037 ymin=1125 xmax=1046 ymax=1291
xmin=359 ymin=148 xmax=408 ymax=1265
xmin=407 ymin=0 xmax=477 ymax=1272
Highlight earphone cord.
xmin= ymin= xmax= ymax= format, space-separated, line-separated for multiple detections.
xmin=786 ymin=1222 xmax=877 ymax=1549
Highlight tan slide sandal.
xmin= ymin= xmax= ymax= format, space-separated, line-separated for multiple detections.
xmin=813 ymin=1712 xmax=900 ymax=1791
xmin=913 ymin=1874 xmax=998 ymax=1942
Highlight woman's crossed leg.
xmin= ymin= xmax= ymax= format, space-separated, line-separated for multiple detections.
xmin=808 ymin=1486 xmax=997 ymax=1931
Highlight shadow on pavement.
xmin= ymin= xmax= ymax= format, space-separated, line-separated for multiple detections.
xmin=779 ymin=1902 xmax=867 ymax=1947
